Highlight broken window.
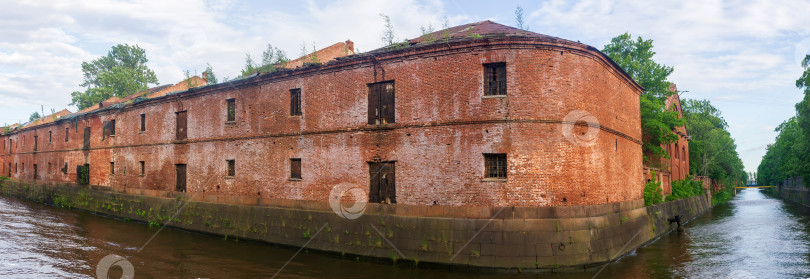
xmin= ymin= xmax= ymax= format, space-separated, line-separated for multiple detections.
xmin=226 ymin=159 xmax=235 ymax=177
xmin=484 ymin=62 xmax=506 ymax=96
xmin=102 ymin=120 xmax=116 ymax=139
xmin=110 ymin=162 xmax=115 ymax=175
xmin=139 ymin=161 xmax=145 ymax=175
xmin=367 ymin=81 xmax=395 ymax=125
xmin=290 ymin=89 xmax=302 ymax=116
xmin=226 ymin=98 xmax=236 ymax=121
xmin=140 ymin=114 xmax=146 ymax=132
xmin=484 ymin=153 xmax=507 ymax=179
xmin=290 ymin=158 xmax=301 ymax=179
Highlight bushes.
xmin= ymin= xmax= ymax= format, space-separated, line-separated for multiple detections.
xmin=644 ymin=172 xmax=663 ymax=206
xmin=666 ymin=177 xmax=704 ymax=201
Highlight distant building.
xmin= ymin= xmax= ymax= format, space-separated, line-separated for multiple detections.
xmin=644 ymin=83 xmax=691 ymax=195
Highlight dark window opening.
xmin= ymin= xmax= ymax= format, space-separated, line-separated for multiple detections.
xmin=290 ymin=89 xmax=302 ymax=116
xmin=176 ymin=111 xmax=187 ymax=140
xmin=484 ymin=62 xmax=507 ymax=96
xmin=226 ymin=159 xmax=235 ymax=177
xmin=48 ymin=131 xmax=52 ymax=143
xmin=102 ymin=120 xmax=116 ymax=139
xmin=367 ymin=81 xmax=395 ymax=125
xmin=226 ymin=98 xmax=236 ymax=121
xmin=62 ymin=162 xmax=67 ymax=174
xmin=83 ymin=127 xmax=90 ymax=150
xmin=290 ymin=158 xmax=301 ymax=179
xmin=369 ymin=162 xmax=396 ymax=204
xmin=139 ymin=161 xmax=145 ymax=175
xmin=33 ymin=135 xmax=38 ymax=151
xmin=33 ymin=164 xmax=37 ymax=180
xmin=77 ymin=164 xmax=89 ymax=185
xmin=48 ymin=162 xmax=51 ymax=174
xmin=176 ymin=164 xmax=187 ymax=192
xmin=65 ymin=127 xmax=69 ymax=142
xmin=110 ymin=162 xmax=115 ymax=175
xmin=140 ymin=114 xmax=146 ymax=132
xmin=484 ymin=153 xmax=507 ymax=179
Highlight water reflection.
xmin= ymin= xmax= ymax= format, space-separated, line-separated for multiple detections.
xmin=0 ymin=189 xmax=809 ymax=278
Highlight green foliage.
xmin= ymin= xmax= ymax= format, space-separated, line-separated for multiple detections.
xmin=644 ymin=172 xmax=663 ymax=206
xmin=203 ymin=63 xmax=217 ymax=84
xmin=711 ymin=188 xmax=733 ymax=206
xmin=602 ymin=33 xmax=684 ymax=162
xmin=666 ymin=177 xmax=704 ymax=201
xmin=757 ymin=54 xmax=810 ymax=186
xmin=70 ymin=44 xmax=158 ymax=109
xmin=240 ymin=44 xmax=288 ymax=77
xmin=29 ymin=111 xmax=41 ymax=122
xmin=380 ymin=14 xmax=395 ymax=46
xmin=682 ymin=99 xmax=747 ymax=187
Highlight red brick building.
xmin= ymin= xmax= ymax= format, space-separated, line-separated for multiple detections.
xmin=643 ymin=84 xmax=690 ymax=195
xmin=0 ymin=21 xmax=643 ymax=207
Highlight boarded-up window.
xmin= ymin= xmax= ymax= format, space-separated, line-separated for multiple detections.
xmin=110 ymin=162 xmax=115 ymax=175
xmin=139 ymin=161 xmax=145 ymax=175
xmin=484 ymin=62 xmax=506 ymax=96
xmin=290 ymin=158 xmax=301 ymax=179
xmin=176 ymin=111 xmax=187 ymax=140
xmin=369 ymin=162 xmax=396 ymax=204
xmin=290 ymin=89 xmax=302 ymax=116
xmin=484 ymin=153 xmax=507 ymax=179
xmin=140 ymin=114 xmax=146 ymax=132
xmin=226 ymin=98 xmax=236 ymax=121
xmin=226 ymin=160 xmax=235 ymax=177
xmin=367 ymin=81 xmax=395 ymax=125
xmin=83 ymin=127 xmax=90 ymax=150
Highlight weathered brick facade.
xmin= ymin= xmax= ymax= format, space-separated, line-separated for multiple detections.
xmin=0 ymin=21 xmax=643 ymax=207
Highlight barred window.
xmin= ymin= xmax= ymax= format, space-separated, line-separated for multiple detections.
xmin=484 ymin=153 xmax=507 ymax=179
xmin=484 ymin=62 xmax=506 ymax=96
xmin=290 ymin=89 xmax=302 ymax=116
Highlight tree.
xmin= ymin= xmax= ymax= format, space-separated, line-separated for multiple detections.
xmin=29 ymin=111 xmax=41 ymax=122
xmin=515 ymin=5 xmax=529 ymax=31
xmin=70 ymin=44 xmax=158 ymax=110
xmin=602 ymin=33 xmax=684 ymax=162
xmin=203 ymin=63 xmax=217 ymax=84
xmin=380 ymin=14 xmax=395 ymax=46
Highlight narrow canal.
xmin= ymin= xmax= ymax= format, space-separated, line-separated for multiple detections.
xmin=1 ymin=188 xmax=808 ymax=278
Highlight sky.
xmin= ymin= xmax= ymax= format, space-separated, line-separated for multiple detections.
xmin=1 ymin=0 xmax=809 ymax=173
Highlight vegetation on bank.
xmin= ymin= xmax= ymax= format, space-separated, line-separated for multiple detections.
xmin=757 ymin=54 xmax=810 ymax=186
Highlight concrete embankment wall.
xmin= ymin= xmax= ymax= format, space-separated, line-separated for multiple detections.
xmin=775 ymin=177 xmax=809 ymax=206
xmin=0 ymin=180 xmax=710 ymax=271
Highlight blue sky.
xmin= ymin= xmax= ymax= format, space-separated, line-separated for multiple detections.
xmin=2 ymin=0 xmax=809 ymax=173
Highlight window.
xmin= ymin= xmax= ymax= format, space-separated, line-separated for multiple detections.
xmin=62 ymin=162 xmax=68 ymax=174
xmin=140 ymin=114 xmax=146 ymax=132
xmin=226 ymin=160 xmax=235 ymax=177
xmin=226 ymin=99 xmax=236 ymax=121
xmin=110 ymin=162 xmax=115 ymax=175
xmin=48 ymin=162 xmax=51 ymax=174
xmin=33 ymin=164 xmax=37 ymax=180
xmin=290 ymin=158 xmax=302 ymax=179
xmin=176 ymin=111 xmax=187 ymax=140
xmin=103 ymin=120 xmax=116 ymax=139
xmin=367 ymin=81 xmax=395 ymax=125
xmin=139 ymin=161 xmax=145 ymax=175
xmin=65 ymin=127 xmax=69 ymax=142
xmin=290 ymin=89 xmax=302 ymax=116
xmin=33 ymin=135 xmax=38 ymax=151
xmin=484 ymin=153 xmax=507 ymax=179
xmin=48 ymin=131 xmax=52 ymax=143
xmin=484 ymin=62 xmax=506 ymax=96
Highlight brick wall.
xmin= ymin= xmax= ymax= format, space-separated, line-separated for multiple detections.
xmin=0 ymin=36 xmax=642 ymax=207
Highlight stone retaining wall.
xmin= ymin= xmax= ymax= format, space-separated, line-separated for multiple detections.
xmin=0 ymin=180 xmax=710 ymax=272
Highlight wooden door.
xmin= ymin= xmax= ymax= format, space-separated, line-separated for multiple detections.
xmin=176 ymin=111 xmax=187 ymax=140
xmin=369 ymin=162 xmax=395 ymax=204
xmin=176 ymin=164 xmax=187 ymax=192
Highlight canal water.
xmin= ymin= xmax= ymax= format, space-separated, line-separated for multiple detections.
xmin=0 ymin=188 xmax=808 ymax=278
